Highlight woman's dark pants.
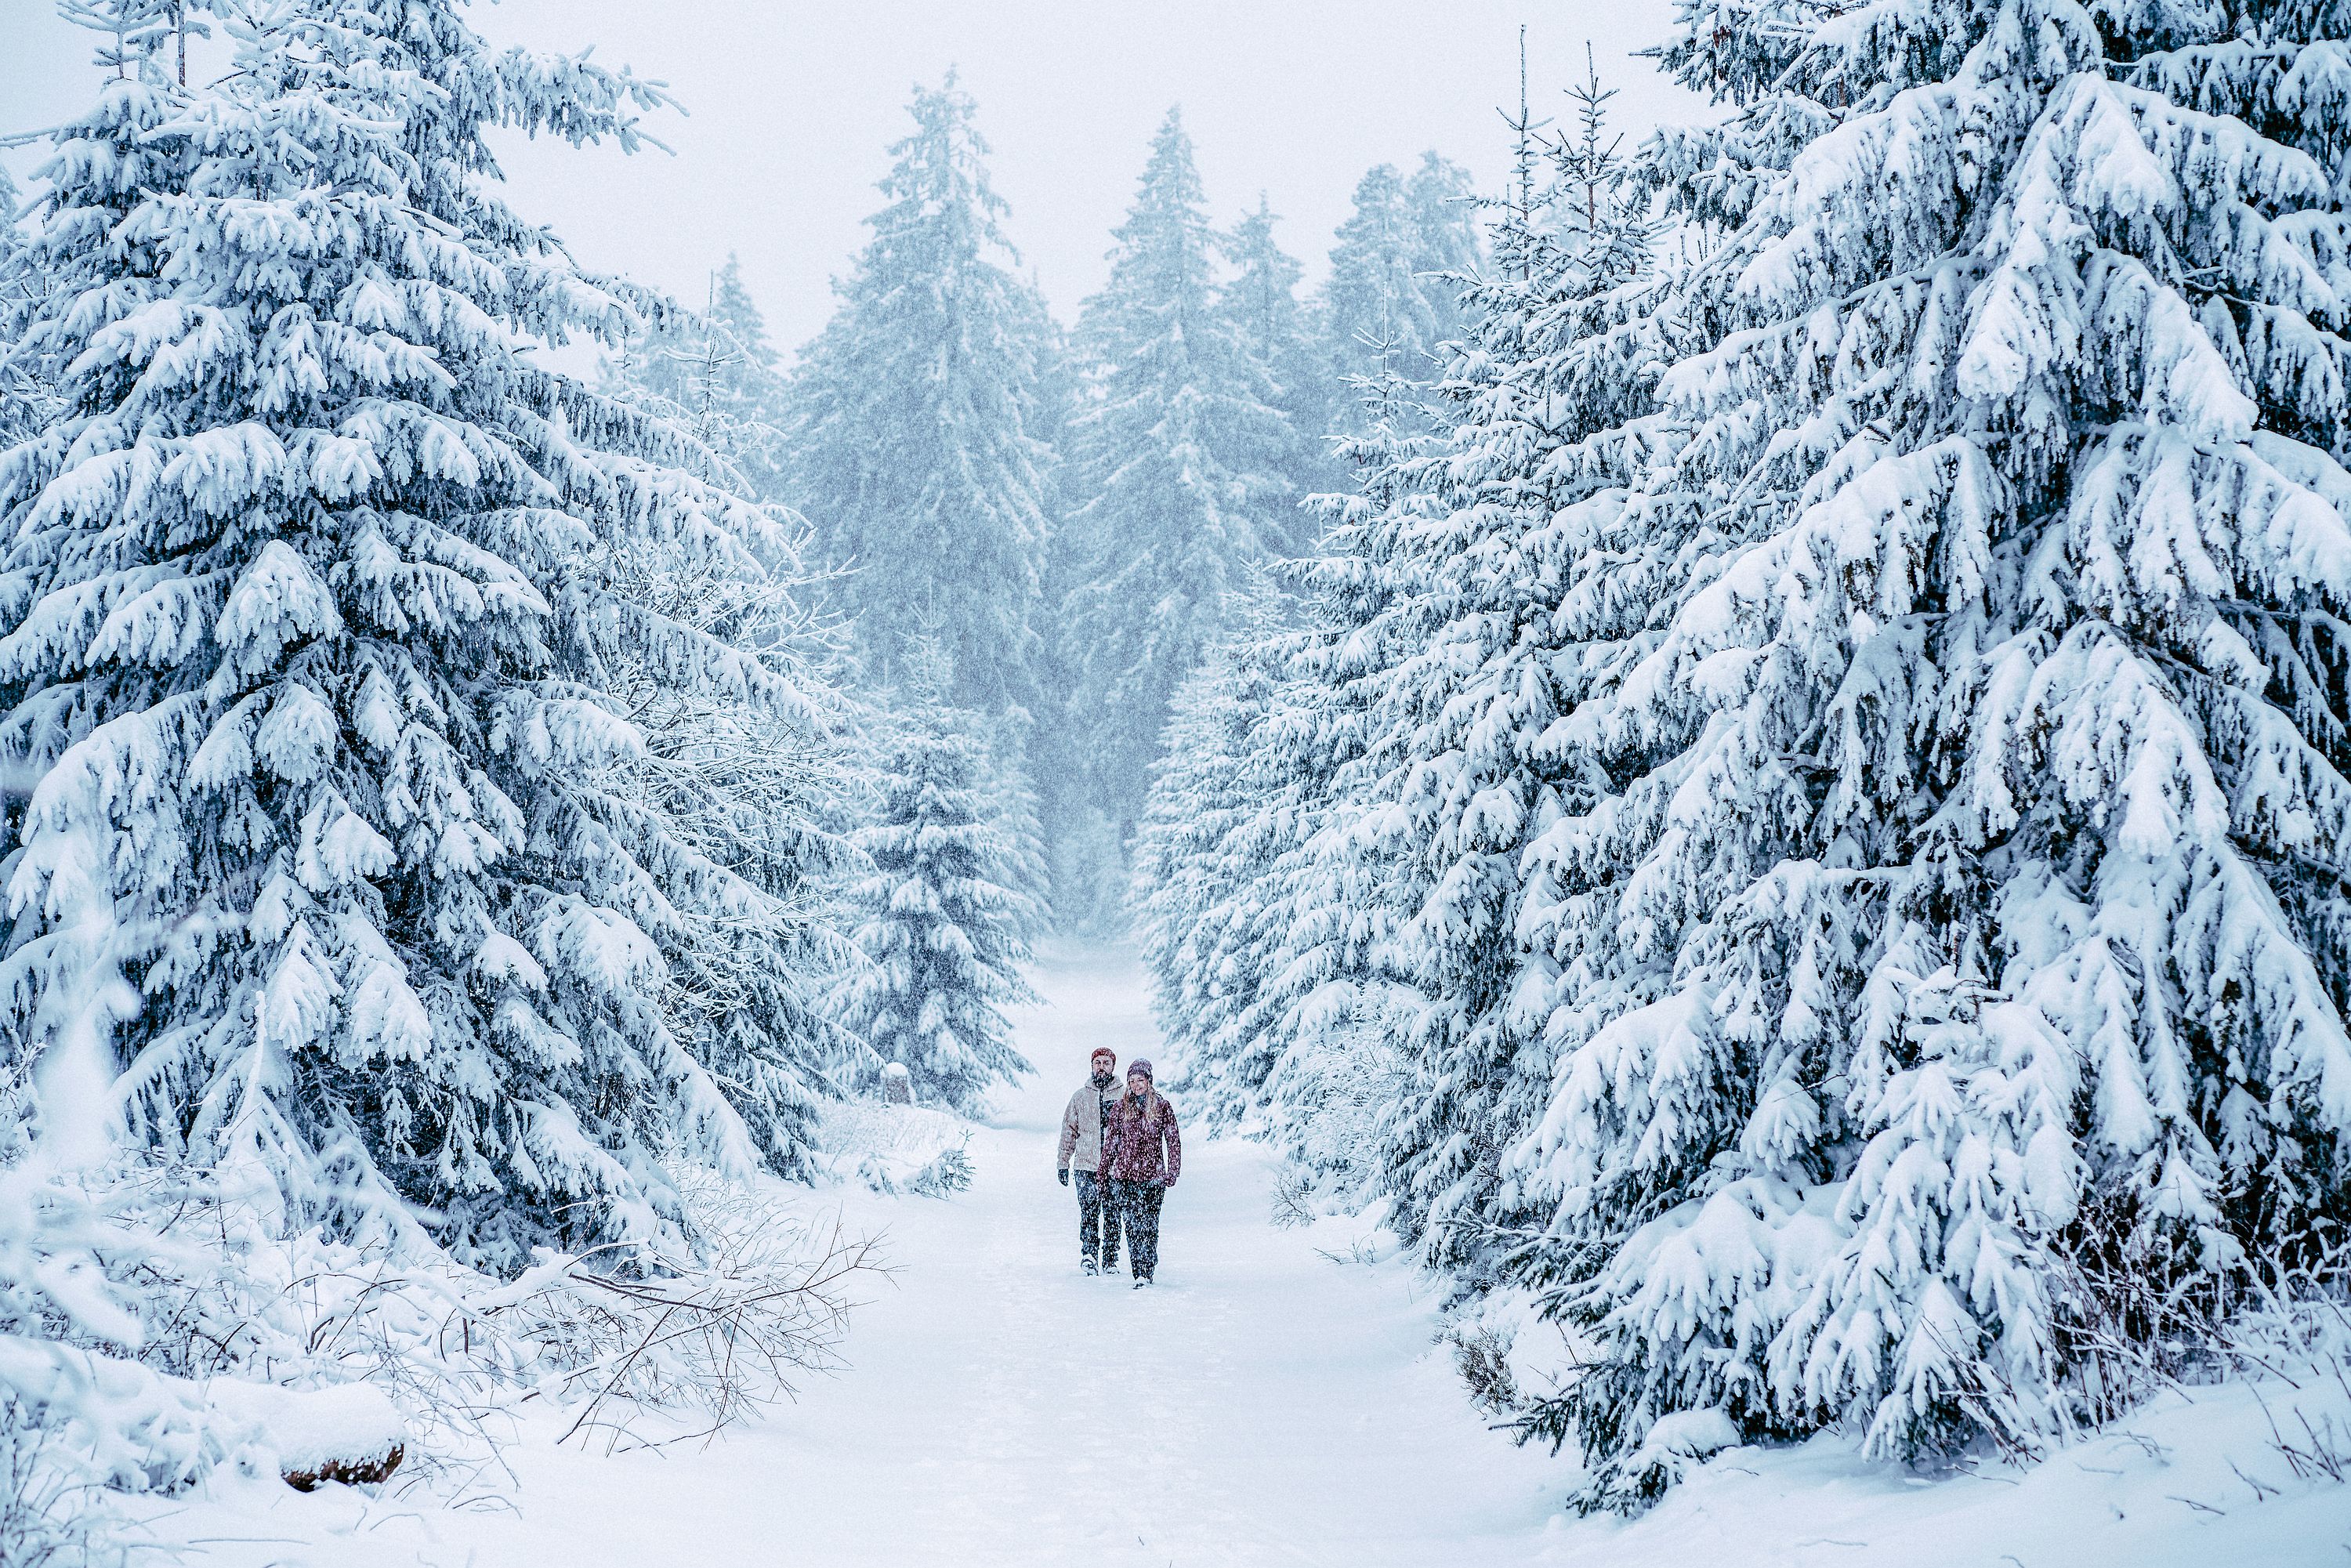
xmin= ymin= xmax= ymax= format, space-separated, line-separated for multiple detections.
xmin=1107 ymin=1178 xmax=1165 ymax=1280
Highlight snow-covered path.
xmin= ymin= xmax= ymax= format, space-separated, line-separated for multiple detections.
xmin=154 ymin=945 xmax=2351 ymax=1567
xmin=600 ymin=941 xmax=1564 ymax=1566
xmin=412 ymin=943 xmax=1561 ymax=1566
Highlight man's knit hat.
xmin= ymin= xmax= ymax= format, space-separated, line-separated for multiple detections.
xmin=1091 ymin=1047 xmax=1117 ymax=1066
xmin=1126 ymin=1059 xmax=1154 ymax=1081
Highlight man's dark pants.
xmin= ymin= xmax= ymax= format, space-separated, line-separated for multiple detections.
xmin=1106 ymin=1177 xmax=1165 ymax=1280
xmin=1076 ymin=1170 xmax=1118 ymax=1269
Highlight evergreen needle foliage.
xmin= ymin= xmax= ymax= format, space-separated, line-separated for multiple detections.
xmin=1136 ymin=9 xmax=2351 ymax=1508
xmin=1056 ymin=109 xmax=1298 ymax=852
xmin=784 ymin=74 xmax=1057 ymax=715
xmin=835 ymin=657 xmax=1040 ymax=1115
xmin=0 ymin=0 xmax=841 ymax=1273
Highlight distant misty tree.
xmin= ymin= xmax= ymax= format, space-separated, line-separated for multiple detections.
xmin=1322 ymin=165 xmax=1425 ymax=382
xmin=1056 ymin=107 xmax=1295 ymax=850
xmin=1220 ymin=196 xmax=1341 ymax=513
xmin=1404 ymin=152 xmax=1481 ymax=348
xmin=605 ymin=254 xmax=790 ymax=502
xmin=707 ymin=255 xmax=784 ymax=385
xmin=1319 ymin=154 xmax=1483 ymax=433
xmin=784 ymin=74 xmax=1052 ymax=713
xmin=1014 ymin=267 xmax=1078 ymax=516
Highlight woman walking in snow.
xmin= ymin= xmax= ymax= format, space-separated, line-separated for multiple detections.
xmin=1098 ymin=1060 xmax=1181 ymax=1287
xmin=1056 ymin=1046 xmax=1125 ymax=1274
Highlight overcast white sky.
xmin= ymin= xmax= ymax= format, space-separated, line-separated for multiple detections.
xmin=0 ymin=0 xmax=1706 ymax=353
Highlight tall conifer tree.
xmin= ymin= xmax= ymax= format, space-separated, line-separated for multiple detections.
xmin=1490 ymin=0 xmax=2351 ymax=1502
xmin=784 ymin=76 xmax=1052 ymax=713
xmin=1220 ymin=196 xmax=1339 ymax=512
xmin=1321 ymin=165 xmax=1431 ymax=390
xmin=1057 ymin=108 xmax=1292 ymax=849
xmin=835 ymin=657 xmax=1038 ymax=1115
xmin=1135 ymin=368 xmax=1448 ymax=1143
xmin=1350 ymin=67 xmax=1663 ymax=1268
xmin=1318 ymin=153 xmax=1485 ymax=434
xmin=0 ymin=0 xmax=835 ymax=1271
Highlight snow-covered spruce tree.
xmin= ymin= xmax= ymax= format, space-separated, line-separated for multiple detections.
xmin=1221 ymin=197 xmax=1343 ymax=509
xmin=1498 ymin=0 xmax=2351 ymax=1505
xmin=835 ymin=659 xmax=1038 ymax=1114
xmin=1132 ymin=368 xmax=1450 ymax=1147
xmin=783 ymin=74 xmax=1052 ymax=713
xmin=592 ymin=531 xmax=863 ymax=1182
xmin=1342 ymin=65 xmax=1667 ymax=1270
xmin=596 ymin=273 xmax=871 ymax=1177
xmin=1132 ymin=581 xmax=1299 ymax=1124
xmin=0 ymin=0 xmax=835 ymax=1271
xmin=1248 ymin=374 xmax=1458 ymax=1120
xmin=0 ymin=168 xmax=50 ymax=452
xmin=1057 ymin=107 xmax=1295 ymax=848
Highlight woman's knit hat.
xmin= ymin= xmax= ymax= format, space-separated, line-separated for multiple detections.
xmin=1126 ymin=1059 xmax=1154 ymax=1081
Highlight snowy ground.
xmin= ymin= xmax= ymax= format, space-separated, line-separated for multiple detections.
xmin=147 ymin=946 xmax=2350 ymax=1566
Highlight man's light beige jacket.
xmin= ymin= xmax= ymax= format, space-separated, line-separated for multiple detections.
xmin=1058 ymin=1081 xmax=1114 ymax=1173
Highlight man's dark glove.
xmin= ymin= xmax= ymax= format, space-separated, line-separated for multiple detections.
xmin=1057 ymin=1166 xmax=1070 ymax=1186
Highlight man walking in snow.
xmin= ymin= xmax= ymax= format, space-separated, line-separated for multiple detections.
xmin=1098 ymin=1059 xmax=1181 ymax=1287
xmin=1056 ymin=1046 xmax=1124 ymax=1274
